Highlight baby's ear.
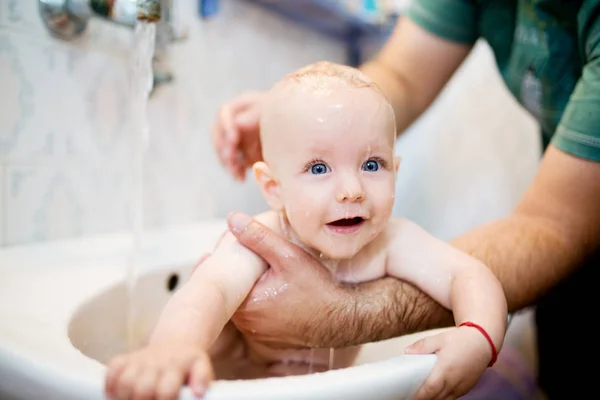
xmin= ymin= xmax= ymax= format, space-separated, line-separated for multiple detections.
xmin=394 ymin=156 xmax=401 ymax=173
xmin=253 ymin=161 xmax=284 ymax=210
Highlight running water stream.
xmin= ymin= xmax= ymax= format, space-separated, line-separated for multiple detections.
xmin=126 ymin=19 xmax=156 ymax=351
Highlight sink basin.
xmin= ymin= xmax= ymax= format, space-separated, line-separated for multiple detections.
xmin=0 ymin=220 xmax=441 ymax=400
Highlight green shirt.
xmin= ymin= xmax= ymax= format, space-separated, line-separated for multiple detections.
xmin=407 ymin=0 xmax=600 ymax=161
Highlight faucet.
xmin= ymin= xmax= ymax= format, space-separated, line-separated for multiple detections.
xmin=39 ymin=0 xmax=176 ymax=91
xmin=38 ymin=0 xmax=164 ymax=39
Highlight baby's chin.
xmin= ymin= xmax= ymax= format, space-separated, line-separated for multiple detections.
xmin=309 ymin=242 xmax=365 ymax=261
xmin=287 ymin=229 xmax=363 ymax=260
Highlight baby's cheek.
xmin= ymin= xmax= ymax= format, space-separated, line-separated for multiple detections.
xmin=283 ymin=185 xmax=326 ymax=221
xmin=372 ymin=181 xmax=395 ymax=211
xmin=284 ymin=203 xmax=317 ymax=234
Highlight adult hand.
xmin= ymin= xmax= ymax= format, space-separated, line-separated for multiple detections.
xmin=226 ymin=211 xmax=345 ymax=348
xmin=211 ymin=91 xmax=265 ymax=182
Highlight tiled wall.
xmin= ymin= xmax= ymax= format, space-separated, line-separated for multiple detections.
xmin=0 ymin=0 xmax=541 ymax=247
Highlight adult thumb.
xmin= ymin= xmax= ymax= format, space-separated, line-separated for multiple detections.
xmin=227 ymin=211 xmax=298 ymax=272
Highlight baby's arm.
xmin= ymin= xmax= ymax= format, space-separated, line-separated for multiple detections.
xmin=149 ymin=219 xmax=269 ymax=348
xmin=105 ymin=212 xmax=273 ymax=400
xmin=385 ymin=218 xmax=507 ymax=399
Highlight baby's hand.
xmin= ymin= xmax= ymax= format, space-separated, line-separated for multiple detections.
xmin=105 ymin=342 xmax=213 ymax=400
xmin=405 ymin=326 xmax=493 ymax=400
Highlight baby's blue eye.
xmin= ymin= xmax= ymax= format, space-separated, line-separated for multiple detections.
xmin=311 ymin=163 xmax=328 ymax=175
xmin=362 ymin=160 xmax=380 ymax=172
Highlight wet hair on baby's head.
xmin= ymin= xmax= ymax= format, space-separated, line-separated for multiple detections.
xmin=259 ymin=61 xmax=396 ymax=164
xmin=276 ymin=61 xmax=389 ymax=100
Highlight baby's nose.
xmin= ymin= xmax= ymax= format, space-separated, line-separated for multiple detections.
xmin=336 ymin=176 xmax=365 ymax=203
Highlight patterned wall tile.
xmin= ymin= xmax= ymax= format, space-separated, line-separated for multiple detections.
xmin=0 ymin=31 xmax=61 ymax=163
xmin=5 ymin=160 xmax=136 ymax=245
xmin=5 ymin=164 xmax=85 ymax=245
xmin=0 ymin=0 xmax=47 ymax=35
xmin=58 ymin=45 xmax=131 ymax=163
xmin=74 ymin=159 xmax=132 ymax=237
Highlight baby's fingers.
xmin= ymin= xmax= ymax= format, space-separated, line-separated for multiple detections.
xmin=405 ymin=335 xmax=443 ymax=355
xmin=115 ymin=363 xmax=142 ymax=400
xmin=132 ymin=368 xmax=158 ymax=400
xmin=188 ymin=356 xmax=214 ymax=397
xmin=105 ymin=356 xmax=128 ymax=396
xmin=156 ymin=369 xmax=185 ymax=400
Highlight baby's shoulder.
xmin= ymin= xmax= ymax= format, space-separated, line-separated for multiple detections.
xmin=380 ymin=216 xmax=428 ymax=246
xmin=383 ymin=216 xmax=414 ymax=236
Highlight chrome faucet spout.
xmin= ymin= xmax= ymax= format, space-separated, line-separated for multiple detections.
xmin=39 ymin=0 xmax=177 ymax=92
xmin=136 ymin=0 xmax=162 ymax=23
xmin=39 ymin=0 xmax=163 ymax=40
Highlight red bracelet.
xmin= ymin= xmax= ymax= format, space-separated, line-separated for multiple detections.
xmin=459 ymin=321 xmax=498 ymax=367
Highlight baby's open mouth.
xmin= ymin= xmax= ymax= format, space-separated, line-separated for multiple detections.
xmin=327 ymin=217 xmax=365 ymax=227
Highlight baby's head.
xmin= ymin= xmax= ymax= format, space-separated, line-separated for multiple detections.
xmin=253 ymin=61 xmax=399 ymax=259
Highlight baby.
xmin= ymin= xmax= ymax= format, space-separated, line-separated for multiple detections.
xmin=105 ymin=61 xmax=508 ymax=400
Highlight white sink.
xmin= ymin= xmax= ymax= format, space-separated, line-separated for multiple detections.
xmin=0 ymin=220 xmax=443 ymax=400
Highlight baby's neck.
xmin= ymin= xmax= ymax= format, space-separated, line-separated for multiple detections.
xmin=276 ymin=211 xmax=348 ymax=274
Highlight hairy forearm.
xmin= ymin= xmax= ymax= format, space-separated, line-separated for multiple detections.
xmin=308 ymin=277 xmax=454 ymax=348
xmin=306 ymin=213 xmax=579 ymax=348
xmin=450 ymin=213 xmax=589 ymax=312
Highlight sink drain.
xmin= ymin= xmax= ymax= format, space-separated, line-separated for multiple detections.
xmin=166 ymin=273 xmax=179 ymax=292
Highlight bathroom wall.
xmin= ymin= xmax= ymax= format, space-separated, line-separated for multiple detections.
xmin=392 ymin=40 xmax=542 ymax=240
xmin=0 ymin=0 xmax=541 ymax=247
xmin=0 ymin=0 xmax=348 ymax=246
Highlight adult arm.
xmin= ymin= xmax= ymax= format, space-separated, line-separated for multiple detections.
xmin=451 ymin=20 xmax=600 ymax=307
xmin=359 ymin=15 xmax=472 ymax=135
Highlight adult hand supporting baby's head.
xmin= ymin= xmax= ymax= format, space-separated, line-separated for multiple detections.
xmin=211 ymin=91 xmax=264 ymax=182
xmin=225 ymin=211 xmax=342 ymax=349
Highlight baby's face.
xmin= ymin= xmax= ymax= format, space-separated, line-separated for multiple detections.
xmin=262 ymin=84 xmax=397 ymax=259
